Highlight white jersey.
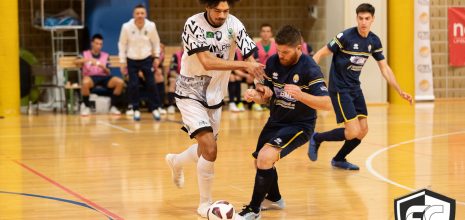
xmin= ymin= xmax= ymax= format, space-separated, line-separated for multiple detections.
xmin=175 ymin=12 xmax=257 ymax=108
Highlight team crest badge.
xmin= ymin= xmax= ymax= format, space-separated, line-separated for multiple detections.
xmin=228 ymin=28 xmax=233 ymax=39
xmin=353 ymin=43 xmax=359 ymax=50
xmin=215 ymin=31 xmax=222 ymax=41
xmin=293 ymin=74 xmax=299 ymax=83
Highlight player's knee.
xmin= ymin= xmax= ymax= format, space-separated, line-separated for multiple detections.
xmin=199 ymin=139 xmax=217 ymax=161
xmin=345 ymin=127 xmax=361 ymax=140
xmin=256 ymin=149 xmax=277 ymax=169
xmin=202 ymin=145 xmax=217 ymax=161
xmin=82 ymin=78 xmax=92 ymax=87
xmin=358 ymin=127 xmax=368 ymax=139
xmin=115 ymin=78 xmax=124 ymax=87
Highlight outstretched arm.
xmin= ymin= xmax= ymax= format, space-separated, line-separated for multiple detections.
xmin=312 ymin=46 xmax=333 ymax=64
xmin=377 ymin=60 xmax=413 ymax=104
xmin=196 ymin=51 xmax=264 ymax=78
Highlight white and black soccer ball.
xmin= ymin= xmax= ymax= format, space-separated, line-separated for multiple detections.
xmin=207 ymin=200 xmax=236 ymax=220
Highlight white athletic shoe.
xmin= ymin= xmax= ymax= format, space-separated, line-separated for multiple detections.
xmin=167 ymin=105 xmax=176 ymax=114
xmin=238 ymin=205 xmax=261 ymax=220
xmin=152 ymin=109 xmax=161 ymax=121
xmin=165 ymin=154 xmax=184 ymax=188
xmin=133 ymin=110 xmax=141 ymax=121
xmin=197 ymin=202 xmax=212 ymax=218
xmin=109 ymin=106 xmax=121 ymax=115
xmin=158 ymin=107 xmax=167 ymax=115
xmin=229 ymin=102 xmax=240 ymax=112
xmin=80 ymin=103 xmax=90 ymax=116
xmin=126 ymin=109 xmax=134 ymax=116
xmin=260 ymin=198 xmax=285 ymax=210
xmin=252 ymin=103 xmax=263 ymax=111
xmin=237 ymin=102 xmax=245 ymax=112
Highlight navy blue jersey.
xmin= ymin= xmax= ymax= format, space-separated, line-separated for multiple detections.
xmin=327 ymin=27 xmax=385 ymax=92
xmin=263 ymin=54 xmax=328 ymax=128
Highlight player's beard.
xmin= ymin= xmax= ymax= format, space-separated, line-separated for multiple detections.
xmin=212 ymin=18 xmax=226 ymax=26
xmin=279 ymin=52 xmax=298 ymax=67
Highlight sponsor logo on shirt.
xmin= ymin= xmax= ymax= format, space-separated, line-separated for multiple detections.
xmin=349 ymin=56 xmax=367 ymax=65
xmin=274 ymin=87 xmax=296 ymax=102
xmin=353 ymin=43 xmax=359 ymax=50
xmin=206 ymin=31 xmax=214 ymax=38
xmin=368 ymin=44 xmax=372 ymax=52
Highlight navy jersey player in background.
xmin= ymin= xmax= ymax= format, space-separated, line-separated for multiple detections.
xmin=307 ymin=3 xmax=413 ymax=170
xmin=238 ymin=25 xmax=332 ymax=220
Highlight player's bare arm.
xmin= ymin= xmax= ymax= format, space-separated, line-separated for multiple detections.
xmin=74 ymin=58 xmax=110 ymax=74
xmin=312 ymin=46 xmax=333 ymax=64
xmin=377 ymin=60 xmax=413 ymax=104
xmin=284 ymin=84 xmax=332 ymax=111
xmin=196 ymin=51 xmax=265 ymax=77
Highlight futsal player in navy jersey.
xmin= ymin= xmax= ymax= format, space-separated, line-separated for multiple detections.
xmin=238 ymin=25 xmax=332 ymax=219
xmin=307 ymin=3 xmax=413 ymax=170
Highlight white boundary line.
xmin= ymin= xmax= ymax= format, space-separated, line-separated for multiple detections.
xmin=365 ymin=130 xmax=465 ymax=206
xmin=96 ymin=120 xmax=133 ymax=133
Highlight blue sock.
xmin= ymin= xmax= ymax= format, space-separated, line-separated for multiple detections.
xmin=314 ymin=128 xmax=345 ymax=142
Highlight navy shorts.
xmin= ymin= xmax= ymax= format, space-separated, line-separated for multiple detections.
xmin=252 ymin=122 xmax=313 ymax=159
xmin=90 ymin=75 xmax=113 ymax=88
xmin=329 ymin=90 xmax=368 ymax=124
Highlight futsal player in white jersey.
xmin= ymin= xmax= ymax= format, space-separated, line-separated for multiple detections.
xmin=165 ymin=0 xmax=267 ymax=217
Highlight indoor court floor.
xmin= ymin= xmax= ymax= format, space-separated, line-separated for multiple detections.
xmin=0 ymin=101 xmax=464 ymax=219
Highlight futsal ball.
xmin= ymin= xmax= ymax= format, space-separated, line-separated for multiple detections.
xmin=207 ymin=200 xmax=236 ymax=220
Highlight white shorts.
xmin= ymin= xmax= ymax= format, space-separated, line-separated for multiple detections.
xmin=175 ymin=98 xmax=222 ymax=139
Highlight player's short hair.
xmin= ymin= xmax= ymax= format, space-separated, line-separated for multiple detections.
xmin=91 ymin=34 xmax=103 ymax=41
xmin=275 ymin=25 xmax=301 ymax=47
xmin=356 ymin=3 xmax=375 ymax=16
xmin=199 ymin=0 xmax=240 ymax=8
xmin=134 ymin=3 xmax=146 ymax=11
xmin=260 ymin=23 xmax=273 ymax=31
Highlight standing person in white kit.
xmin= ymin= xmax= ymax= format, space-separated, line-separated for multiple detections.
xmin=165 ymin=0 xmax=268 ymax=217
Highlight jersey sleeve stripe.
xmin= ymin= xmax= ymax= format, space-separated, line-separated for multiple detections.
xmin=334 ymin=38 xmax=344 ymax=49
xmin=308 ymin=78 xmax=325 ymax=86
xmin=341 ymin=49 xmax=371 ymax=56
xmin=374 ymin=48 xmax=383 ymax=53
xmin=187 ymin=46 xmax=210 ymax=56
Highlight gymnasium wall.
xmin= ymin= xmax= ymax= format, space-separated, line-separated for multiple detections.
xmin=17 ymin=0 xmax=465 ymax=99
xmin=18 ymin=0 xmax=84 ymax=64
xmin=430 ymin=0 xmax=465 ymax=99
xmin=149 ymin=0 xmax=318 ymax=45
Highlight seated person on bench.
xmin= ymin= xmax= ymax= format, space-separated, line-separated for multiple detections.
xmin=75 ymin=34 xmax=124 ymax=116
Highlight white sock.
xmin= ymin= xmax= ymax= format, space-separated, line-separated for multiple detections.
xmin=197 ymin=155 xmax=214 ymax=204
xmin=174 ymin=144 xmax=199 ymax=168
